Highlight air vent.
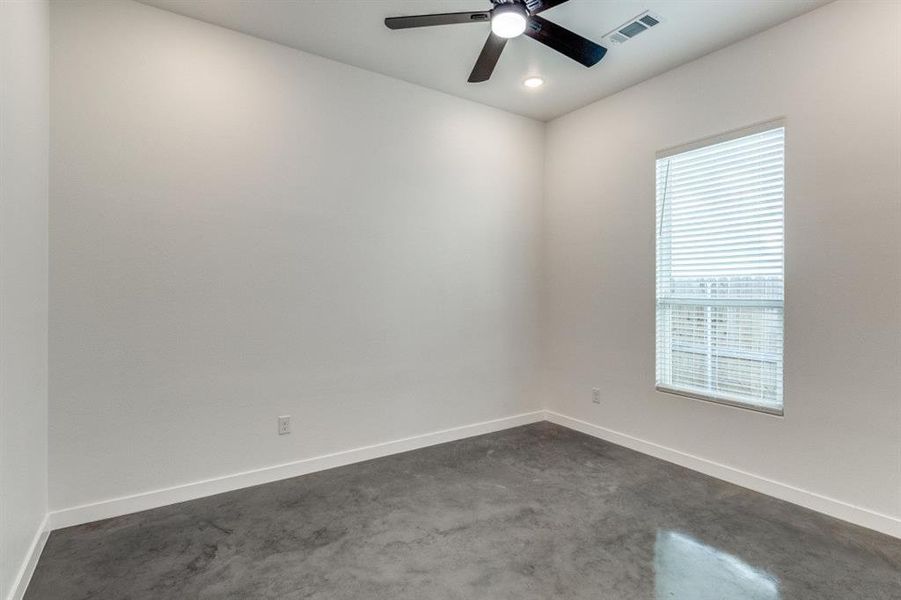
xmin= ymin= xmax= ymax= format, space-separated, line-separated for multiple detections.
xmin=603 ymin=11 xmax=663 ymax=45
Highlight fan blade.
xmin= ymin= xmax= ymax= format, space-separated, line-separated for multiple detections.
xmin=524 ymin=15 xmax=606 ymax=67
xmin=468 ymin=33 xmax=508 ymax=83
xmin=385 ymin=11 xmax=490 ymax=30
xmin=525 ymin=0 xmax=570 ymax=14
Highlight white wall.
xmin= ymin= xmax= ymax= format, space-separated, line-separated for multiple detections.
xmin=0 ymin=0 xmax=50 ymax=597
xmin=543 ymin=0 xmax=900 ymax=530
xmin=47 ymin=0 xmax=901 ymax=539
xmin=49 ymin=0 xmax=544 ymax=512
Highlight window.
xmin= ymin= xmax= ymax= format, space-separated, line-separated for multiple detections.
xmin=656 ymin=124 xmax=784 ymax=414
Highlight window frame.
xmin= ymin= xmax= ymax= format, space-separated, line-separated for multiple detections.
xmin=654 ymin=120 xmax=786 ymax=417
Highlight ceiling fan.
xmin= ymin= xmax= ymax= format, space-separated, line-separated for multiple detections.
xmin=384 ymin=0 xmax=607 ymax=83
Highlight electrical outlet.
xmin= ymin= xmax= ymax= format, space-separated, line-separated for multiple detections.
xmin=278 ymin=415 xmax=291 ymax=435
xmin=592 ymin=388 xmax=601 ymax=404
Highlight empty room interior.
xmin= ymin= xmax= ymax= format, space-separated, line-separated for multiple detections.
xmin=2 ymin=0 xmax=901 ymax=598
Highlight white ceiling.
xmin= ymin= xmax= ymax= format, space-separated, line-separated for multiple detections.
xmin=137 ymin=0 xmax=830 ymax=121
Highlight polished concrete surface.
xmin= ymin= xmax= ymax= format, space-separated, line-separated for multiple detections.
xmin=26 ymin=423 xmax=900 ymax=599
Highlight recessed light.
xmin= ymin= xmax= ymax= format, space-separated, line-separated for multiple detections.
xmin=523 ymin=77 xmax=544 ymax=88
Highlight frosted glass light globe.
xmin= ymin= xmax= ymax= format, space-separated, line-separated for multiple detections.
xmin=491 ymin=5 xmax=528 ymax=39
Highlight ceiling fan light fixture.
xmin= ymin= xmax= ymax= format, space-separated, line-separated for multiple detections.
xmin=384 ymin=0 xmax=608 ymax=84
xmin=491 ymin=4 xmax=528 ymax=39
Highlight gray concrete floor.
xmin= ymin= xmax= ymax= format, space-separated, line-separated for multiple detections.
xmin=26 ymin=422 xmax=900 ymax=599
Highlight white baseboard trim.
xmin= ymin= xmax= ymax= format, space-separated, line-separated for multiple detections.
xmin=544 ymin=410 xmax=901 ymax=539
xmin=49 ymin=410 xmax=545 ymax=530
xmin=7 ymin=514 xmax=49 ymax=600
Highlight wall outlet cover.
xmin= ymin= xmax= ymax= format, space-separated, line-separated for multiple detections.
xmin=278 ymin=415 xmax=291 ymax=435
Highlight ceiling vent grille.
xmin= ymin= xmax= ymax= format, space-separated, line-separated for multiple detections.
xmin=603 ymin=11 xmax=663 ymax=45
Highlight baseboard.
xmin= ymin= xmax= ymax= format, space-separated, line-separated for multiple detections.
xmin=544 ymin=410 xmax=901 ymax=539
xmin=49 ymin=410 xmax=545 ymax=530
xmin=44 ymin=407 xmax=900 ymax=542
xmin=6 ymin=514 xmax=49 ymax=600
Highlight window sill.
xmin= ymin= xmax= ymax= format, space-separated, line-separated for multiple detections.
xmin=655 ymin=385 xmax=784 ymax=417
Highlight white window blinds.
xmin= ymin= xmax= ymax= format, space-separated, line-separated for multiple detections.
xmin=656 ymin=125 xmax=784 ymax=414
